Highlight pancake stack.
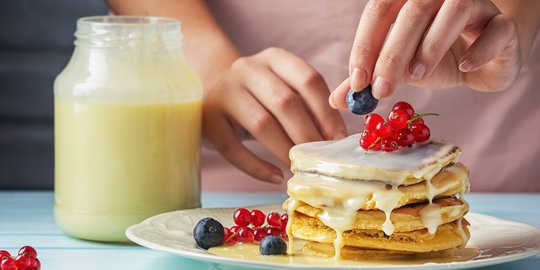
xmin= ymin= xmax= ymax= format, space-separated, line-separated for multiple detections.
xmin=283 ymin=134 xmax=470 ymax=259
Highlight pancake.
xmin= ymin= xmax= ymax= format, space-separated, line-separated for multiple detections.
xmin=290 ymin=212 xmax=470 ymax=253
xmin=283 ymin=134 xmax=471 ymax=258
xmin=290 ymin=134 xmax=460 ymax=186
xmin=302 ymin=241 xmax=464 ymax=260
xmin=287 ymin=163 xmax=469 ymax=211
xmin=284 ymin=197 xmax=468 ymax=233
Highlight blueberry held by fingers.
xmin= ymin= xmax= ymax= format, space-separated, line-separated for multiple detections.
xmin=346 ymin=85 xmax=378 ymax=115
xmin=193 ymin=217 xmax=225 ymax=249
xmin=259 ymin=235 xmax=287 ymax=255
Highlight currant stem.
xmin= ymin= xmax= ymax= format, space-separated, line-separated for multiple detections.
xmin=407 ymin=112 xmax=439 ymax=125
xmin=364 ymin=137 xmax=381 ymax=154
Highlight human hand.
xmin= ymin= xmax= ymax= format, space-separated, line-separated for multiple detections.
xmin=330 ymin=0 xmax=521 ymax=109
xmin=203 ymin=47 xmax=347 ymax=184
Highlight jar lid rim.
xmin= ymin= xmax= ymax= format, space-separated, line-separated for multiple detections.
xmin=77 ymin=16 xmax=181 ymax=29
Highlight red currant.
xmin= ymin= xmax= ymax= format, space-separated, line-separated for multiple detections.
xmin=1 ymin=256 xmax=17 ymax=270
xmin=266 ymin=212 xmax=282 ymax=228
xmin=27 ymin=256 xmax=38 ymax=269
xmin=392 ymin=101 xmax=414 ymax=118
xmin=253 ymin=227 xmax=268 ymax=241
xmin=411 ymin=123 xmax=430 ymax=142
xmin=411 ymin=117 xmax=424 ymax=125
xmin=364 ymin=113 xmax=384 ymax=131
xmin=35 ymin=258 xmax=41 ymax=270
xmin=15 ymin=254 xmax=33 ymax=270
xmin=250 ymin=210 xmax=265 ymax=227
xmin=0 ymin=250 xmax=10 ymax=261
xmin=236 ymin=227 xmax=255 ymax=243
xmin=281 ymin=231 xmax=289 ymax=239
xmin=233 ymin=208 xmax=251 ymax=226
xmin=359 ymin=130 xmax=378 ymax=150
xmin=381 ymin=138 xmax=398 ymax=152
xmin=388 ymin=109 xmax=409 ymax=130
xmin=280 ymin=213 xmax=289 ymax=231
xmin=223 ymin=227 xmax=232 ymax=242
xmin=396 ymin=128 xmax=415 ymax=147
xmin=265 ymin=226 xmax=282 ymax=237
xmin=224 ymin=234 xmax=238 ymax=246
xmin=19 ymin=246 xmax=37 ymax=258
xmin=375 ymin=122 xmax=393 ymax=139
xmin=230 ymin=225 xmax=241 ymax=233
xmin=223 ymin=227 xmax=237 ymax=245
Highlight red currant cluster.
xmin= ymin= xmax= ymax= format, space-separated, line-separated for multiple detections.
xmin=360 ymin=101 xmax=437 ymax=152
xmin=0 ymin=246 xmax=40 ymax=270
xmin=224 ymin=208 xmax=288 ymax=245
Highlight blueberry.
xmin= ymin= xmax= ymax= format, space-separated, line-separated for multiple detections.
xmin=193 ymin=217 xmax=224 ymax=250
xmin=346 ymin=85 xmax=378 ymax=115
xmin=259 ymin=235 xmax=287 ymax=255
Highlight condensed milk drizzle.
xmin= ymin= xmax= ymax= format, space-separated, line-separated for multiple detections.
xmin=285 ymin=198 xmax=300 ymax=254
xmin=286 ymin=137 xmax=469 ymax=258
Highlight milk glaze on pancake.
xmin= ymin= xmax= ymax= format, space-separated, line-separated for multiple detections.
xmin=287 ymin=163 xmax=469 ymax=236
xmin=290 ymin=134 xmax=460 ymax=186
xmin=283 ymin=197 xmax=469 ymax=233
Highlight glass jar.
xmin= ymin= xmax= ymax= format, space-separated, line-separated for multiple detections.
xmin=54 ymin=16 xmax=202 ymax=242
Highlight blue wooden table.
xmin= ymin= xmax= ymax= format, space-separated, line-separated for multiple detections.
xmin=1 ymin=192 xmax=539 ymax=269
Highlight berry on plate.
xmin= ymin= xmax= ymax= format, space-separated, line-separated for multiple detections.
xmin=253 ymin=227 xmax=268 ymax=242
xmin=18 ymin=246 xmax=37 ymax=258
xmin=266 ymin=212 xmax=282 ymax=228
xmin=259 ymin=235 xmax=287 ymax=256
xmin=236 ymin=227 xmax=255 ymax=243
xmin=193 ymin=217 xmax=225 ymax=250
xmin=1 ymin=256 xmax=17 ymax=270
xmin=233 ymin=208 xmax=251 ymax=227
xmin=250 ymin=210 xmax=265 ymax=227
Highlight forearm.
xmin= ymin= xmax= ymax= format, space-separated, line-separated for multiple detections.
xmin=492 ymin=0 xmax=540 ymax=60
xmin=107 ymin=0 xmax=240 ymax=93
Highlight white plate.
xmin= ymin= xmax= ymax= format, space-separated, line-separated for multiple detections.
xmin=126 ymin=205 xmax=540 ymax=270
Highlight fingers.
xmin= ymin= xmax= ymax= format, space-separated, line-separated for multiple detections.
xmin=372 ymin=0 xmax=444 ymax=99
xmin=329 ymin=78 xmax=350 ymax=110
xmin=459 ymin=14 xmax=517 ymax=73
xmin=203 ymin=103 xmax=284 ymax=184
xmin=349 ymin=0 xmax=406 ymax=92
xmin=221 ymin=84 xmax=294 ymax=166
xmin=241 ymin=57 xmax=324 ymax=144
xmin=411 ymin=0 xmax=499 ymax=81
xmin=262 ymin=48 xmax=348 ymax=140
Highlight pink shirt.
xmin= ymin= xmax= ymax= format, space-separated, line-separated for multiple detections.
xmin=201 ymin=0 xmax=540 ymax=192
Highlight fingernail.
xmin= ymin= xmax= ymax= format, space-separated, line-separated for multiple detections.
xmin=328 ymin=94 xmax=337 ymax=109
xmin=459 ymin=60 xmax=472 ymax=72
xmin=411 ymin=63 xmax=426 ymax=81
xmin=350 ymin=67 xmax=367 ymax=92
xmin=333 ymin=129 xmax=348 ymax=140
xmin=372 ymin=76 xmax=391 ymax=99
xmin=270 ymin=174 xmax=284 ymax=184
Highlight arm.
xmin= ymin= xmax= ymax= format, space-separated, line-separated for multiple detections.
xmin=107 ymin=0 xmax=239 ymax=93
